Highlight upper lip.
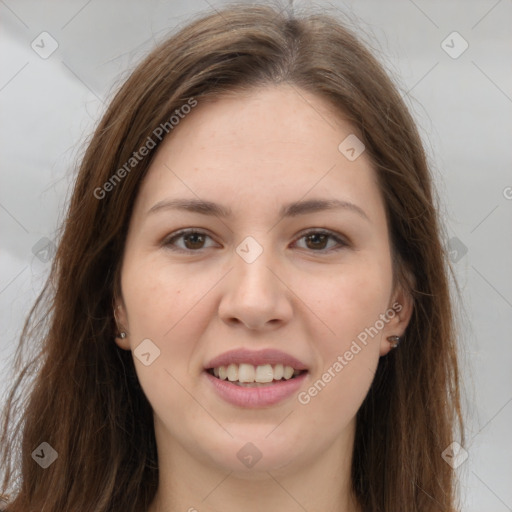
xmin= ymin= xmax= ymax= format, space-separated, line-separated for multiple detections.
xmin=205 ymin=348 xmax=309 ymax=371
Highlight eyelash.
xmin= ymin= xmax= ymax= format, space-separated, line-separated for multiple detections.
xmin=162 ymin=228 xmax=349 ymax=254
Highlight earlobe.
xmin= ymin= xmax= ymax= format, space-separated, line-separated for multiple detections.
xmin=113 ymin=302 xmax=131 ymax=350
xmin=379 ymin=286 xmax=414 ymax=356
xmin=114 ymin=332 xmax=130 ymax=350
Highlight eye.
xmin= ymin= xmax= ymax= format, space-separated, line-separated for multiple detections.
xmin=163 ymin=229 xmax=216 ymax=252
xmin=292 ymin=229 xmax=349 ymax=252
xmin=162 ymin=228 xmax=349 ymax=253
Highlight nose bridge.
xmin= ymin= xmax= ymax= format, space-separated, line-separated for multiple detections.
xmin=218 ymin=233 xmax=292 ymax=329
xmin=232 ymin=233 xmax=279 ymax=295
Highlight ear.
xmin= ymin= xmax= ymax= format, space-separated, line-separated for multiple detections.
xmin=113 ymin=298 xmax=131 ymax=351
xmin=379 ymin=283 xmax=414 ymax=357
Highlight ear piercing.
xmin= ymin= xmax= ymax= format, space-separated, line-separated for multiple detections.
xmin=387 ymin=335 xmax=401 ymax=348
xmin=113 ymin=306 xmax=128 ymax=339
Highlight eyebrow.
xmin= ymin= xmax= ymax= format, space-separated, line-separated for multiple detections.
xmin=147 ymin=197 xmax=369 ymax=221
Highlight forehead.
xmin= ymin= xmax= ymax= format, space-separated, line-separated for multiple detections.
xmin=134 ymin=85 xmax=384 ymax=223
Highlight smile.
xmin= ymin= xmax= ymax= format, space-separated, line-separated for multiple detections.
xmin=203 ymin=348 xmax=310 ymax=407
xmin=207 ymin=363 xmax=305 ymax=386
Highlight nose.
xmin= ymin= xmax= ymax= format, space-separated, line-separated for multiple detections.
xmin=217 ymin=240 xmax=293 ymax=331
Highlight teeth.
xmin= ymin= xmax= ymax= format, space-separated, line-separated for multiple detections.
xmin=283 ymin=365 xmax=294 ymax=379
xmin=238 ymin=363 xmax=255 ymax=383
xmin=255 ymin=364 xmax=273 ymax=383
xmin=226 ymin=363 xmax=238 ymax=382
xmin=273 ymin=363 xmax=284 ymax=380
xmin=211 ymin=363 xmax=301 ymax=383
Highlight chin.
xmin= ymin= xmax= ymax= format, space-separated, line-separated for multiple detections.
xmin=197 ymin=432 xmax=303 ymax=475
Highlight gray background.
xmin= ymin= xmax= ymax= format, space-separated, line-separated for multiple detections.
xmin=1 ymin=1 xmax=511 ymax=510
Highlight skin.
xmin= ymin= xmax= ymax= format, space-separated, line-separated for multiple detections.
xmin=114 ymin=84 xmax=413 ymax=512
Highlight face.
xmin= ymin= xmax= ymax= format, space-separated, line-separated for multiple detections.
xmin=115 ymin=85 xmax=412 ymax=475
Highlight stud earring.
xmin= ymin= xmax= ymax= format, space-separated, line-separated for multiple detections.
xmin=113 ymin=306 xmax=128 ymax=340
xmin=387 ymin=335 xmax=401 ymax=348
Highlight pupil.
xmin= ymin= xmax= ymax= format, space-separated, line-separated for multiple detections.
xmin=307 ymin=233 xmax=327 ymax=250
xmin=185 ymin=233 xmax=204 ymax=249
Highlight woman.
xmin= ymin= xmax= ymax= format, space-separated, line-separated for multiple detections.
xmin=0 ymin=3 xmax=465 ymax=511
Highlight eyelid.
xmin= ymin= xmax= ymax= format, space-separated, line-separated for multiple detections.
xmin=293 ymin=228 xmax=350 ymax=252
xmin=162 ymin=228 xmax=218 ymax=252
xmin=162 ymin=227 xmax=350 ymax=253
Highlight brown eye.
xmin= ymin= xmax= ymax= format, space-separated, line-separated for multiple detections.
xmin=181 ymin=232 xmax=206 ymax=250
xmin=294 ymin=230 xmax=348 ymax=252
xmin=304 ymin=232 xmax=329 ymax=250
xmin=163 ymin=228 xmax=348 ymax=254
xmin=163 ymin=229 xmax=215 ymax=252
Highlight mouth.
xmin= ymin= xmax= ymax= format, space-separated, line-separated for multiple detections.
xmin=206 ymin=363 xmax=308 ymax=387
xmin=203 ymin=348 xmax=309 ymax=407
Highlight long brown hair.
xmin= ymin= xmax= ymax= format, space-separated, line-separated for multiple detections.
xmin=1 ymin=3 xmax=465 ymax=511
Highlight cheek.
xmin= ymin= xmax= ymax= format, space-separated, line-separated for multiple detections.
xmin=120 ymin=260 xmax=211 ymax=428
xmin=303 ymin=256 xmax=393 ymax=347
xmin=295 ymin=258 xmax=392 ymax=410
xmin=121 ymin=256 xmax=221 ymax=376
xmin=122 ymin=254 xmax=199 ymax=336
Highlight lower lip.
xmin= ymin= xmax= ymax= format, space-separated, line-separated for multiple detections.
xmin=204 ymin=370 xmax=308 ymax=408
